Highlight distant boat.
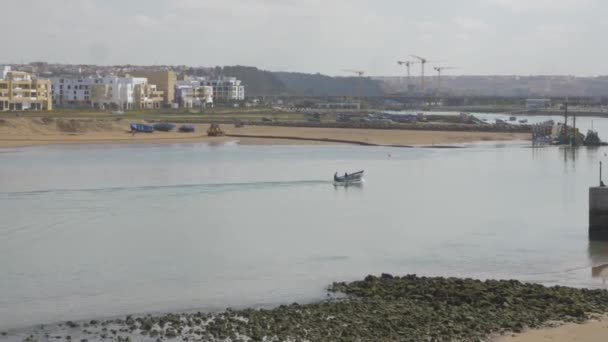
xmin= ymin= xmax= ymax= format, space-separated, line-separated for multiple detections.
xmin=509 ymin=116 xmax=517 ymax=121
xmin=518 ymin=119 xmax=528 ymax=124
xmin=153 ymin=123 xmax=176 ymax=132
xmin=334 ymin=170 xmax=364 ymax=185
xmin=179 ymin=125 xmax=195 ymax=133
xmin=130 ymin=123 xmax=154 ymax=133
xmin=495 ymin=119 xmax=507 ymax=124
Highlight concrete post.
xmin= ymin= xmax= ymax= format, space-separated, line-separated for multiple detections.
xmin=590 ymin=186 xmax=608 ymax=240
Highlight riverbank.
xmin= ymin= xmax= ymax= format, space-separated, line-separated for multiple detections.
xmin=6 ymin=275 xmax=608 ymax=341
xmin=494 ymin=318 xmax=608 ymax=342
xmin=0 ymin=118 xmax=529 ymax=148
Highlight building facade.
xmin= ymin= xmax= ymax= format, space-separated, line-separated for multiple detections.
xmin=526 ymin=98 xmax=551 ymax=111
xmin=0 ymin=67 xmax=52 ymax=111
xmin=175 ymin=78 xmax=213 ymax=108
xmin=51 ymin=76 xmax=163 ymax=109
xmin=130 ymin=70 xmax=176 ymax=106
xmin=203 ymin=76 xmax=244 ymax=101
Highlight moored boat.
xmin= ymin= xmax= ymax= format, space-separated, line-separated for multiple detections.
xmin=333 ymin=170 xmax=364 ymax=185
xmin=179 ymin=125 xmax=196 ymax=133
xmin=130 ymin=123 xmax=154 ymax=133
xmin=153 ymin=123 xmax=176 ymax=132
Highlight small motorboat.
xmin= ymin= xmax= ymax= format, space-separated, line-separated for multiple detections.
xmin=153 ymin=123 xmax=176 ymax=132
xmin=333 ymin=170 xmax=364 ymax=185
xmin=179 ymin=125 xmax=196 ymax=133
xmin=518 ymin=119 xmax=528 ymax=124
xmin=130 ymin=123 xmax=154 ymax=133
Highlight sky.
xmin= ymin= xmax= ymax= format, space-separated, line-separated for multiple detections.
xmin=2 ymin=0 xmax=606 ymax=76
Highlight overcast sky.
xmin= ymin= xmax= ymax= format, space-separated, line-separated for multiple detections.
xmin=2 ymin=0 xmax=606 ymax=76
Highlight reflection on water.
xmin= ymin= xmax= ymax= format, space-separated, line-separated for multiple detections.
xmin=589 ymin=242 xmax=608 ymax=287
xmin=588 ymin=241 xmax=608 ymax=285
xmin=4 ymin=143 xmax=608 ymax=329
xmin=333 ymin=182 xmax=364 ymax=191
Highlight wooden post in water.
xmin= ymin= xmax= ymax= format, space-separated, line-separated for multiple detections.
xmin=590 ymin=162 xmax=608 ymax=240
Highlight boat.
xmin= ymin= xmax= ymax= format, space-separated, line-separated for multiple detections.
xmin=179 ymin=125 xmax=195 ymax=133
xmin=153 ymin=123 xmax=176 ymax=132
xmin=130 ymin=123 xmax=154 ymax=133
xmin=518 ymin=119 xmax=528 ymax=124
xmin=495 ymin=119 xmax=507 ymax=124
xmin=333 ymin=170 xmax=364 ymax=185
xmin=509 ymin=116 xmax=517 ymax=121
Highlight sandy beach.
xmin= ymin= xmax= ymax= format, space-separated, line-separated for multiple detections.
xmin=494 ymin=317 xmax=608 ymax=342
xmin=0 ymin=118 xmax=530 ymax=148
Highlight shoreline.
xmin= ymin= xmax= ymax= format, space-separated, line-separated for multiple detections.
xmin=5 ymin=275 xmax=608 ymax=341
xmin=0 ymin=118 xmax=531 ymax=148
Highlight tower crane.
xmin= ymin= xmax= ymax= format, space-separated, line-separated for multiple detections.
xmin=342 ymin=69 xmax=365 ymax=77
xmin=433 ymin=66 xmax=459 ymax=94
xmin=342 ymin=69 xmax=366 ymax=109
xmin=397 ymin=60 xmax=419 ymax=91
xmin=411 ymin=55 xmax=441 ymax=92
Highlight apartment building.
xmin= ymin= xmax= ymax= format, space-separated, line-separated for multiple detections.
xmin=175 ymin=78 xmax=213 ymax=108
xmin=203 ymin=76 xmax=245 ymax=101
xmin=51 ymin=76 xmax=164 ymax=109
xmin=0 ymin=66 xmax=52 ymax=111
xmin=130 ymin=70 xmax=176 ymax=106
xmin=50 ymin=76 xmax=96 ymax=106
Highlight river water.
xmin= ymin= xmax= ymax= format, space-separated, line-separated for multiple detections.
xmin=3 ymin=137 xmax=608 ymax=331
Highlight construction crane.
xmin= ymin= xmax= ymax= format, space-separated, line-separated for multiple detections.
xmin=411 ymin=55 xmax=441 ymax=93
xmin=342 ymin=69 xmax=365 ymax=77
xmin=342 ymin=69 xmax=366 ymax=109
xmin=397 ymin=60 xmax=420 ymax=92
xmin=433 ymin=66 xmax=459 ymax=94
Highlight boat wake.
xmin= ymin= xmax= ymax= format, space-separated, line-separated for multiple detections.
xmin=0 ymin=180 xmax=331 ymax=197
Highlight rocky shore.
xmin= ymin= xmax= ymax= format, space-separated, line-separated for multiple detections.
xmin=8 ymin=275 xmax=608 ymax=342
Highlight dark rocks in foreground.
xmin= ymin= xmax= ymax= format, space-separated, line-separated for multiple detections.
xmin=15 ymin=275 xmax=608 ymax=341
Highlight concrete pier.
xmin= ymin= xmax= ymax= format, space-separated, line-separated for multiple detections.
xmin=590 ymin=186 xmax=608 ymax=240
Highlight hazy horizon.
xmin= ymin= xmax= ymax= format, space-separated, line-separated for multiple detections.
xmin=3 ymin=0 xmax=606 ymax=77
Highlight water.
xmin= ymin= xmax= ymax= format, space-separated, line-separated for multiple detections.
xmin=3 ymin=141 xmax=608 ymax=331
xmin=391 ymin=110 xmax=608 ymax=135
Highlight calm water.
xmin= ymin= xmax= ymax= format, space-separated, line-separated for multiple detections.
xmin=3 ymin=140 xmax=608 ymax=330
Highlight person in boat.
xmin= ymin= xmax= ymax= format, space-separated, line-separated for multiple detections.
xmin=334 ymin=172 xmax=338 ymax=181
xmin=344 ymin=172 xmax=348 ymax=178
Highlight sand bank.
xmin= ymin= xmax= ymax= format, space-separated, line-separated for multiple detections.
xmin=0 ymin=118 xmax=530 ymax=148
xmin=494 ymin=317 xmax=608 ymax=342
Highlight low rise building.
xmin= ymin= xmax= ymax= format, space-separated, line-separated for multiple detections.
xmin=130 ymin=70 xmax=176 ymax=106
xmin=51 ymin=75 xmax=164 ymax=109
xmin=526 ymin=98 xmax=551 ymax=111
xmin=204 ymin=76 xmax=244 ymax=101
xmin=175 ymin=78 xmax=213 ymax=108
xmin=0 ymin=66 xmax=52 ymax=111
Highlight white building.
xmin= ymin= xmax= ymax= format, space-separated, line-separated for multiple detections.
xmin=1 ymin=65 xmax=10 ymax=79
xmin=197 ymin=76 xmax=244 ymax=101
xmin=50 ymin=76 xmax=95 ymax=105
xmin=175 ymin=78 xmax=213 ymax=108
xmin=51 ymin=75 xmax=163 ymax=109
